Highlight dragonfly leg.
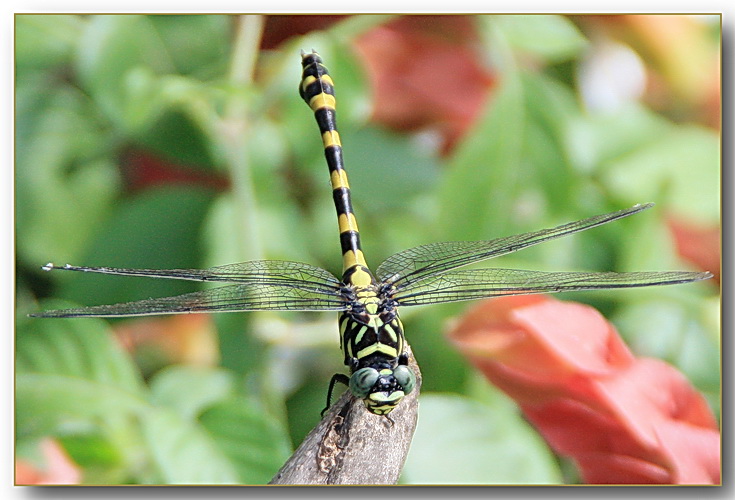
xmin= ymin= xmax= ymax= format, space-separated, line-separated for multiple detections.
xmin=322 ymin=373 xmax=350 ymax=417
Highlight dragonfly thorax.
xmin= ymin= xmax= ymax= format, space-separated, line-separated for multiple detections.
xmin=341 ymin=264 xmax=398 ymax=326
xmin=347 ymin=288 xmax=396 ymax=324
xmin=338 ymin=270 xmax=412 ymax=415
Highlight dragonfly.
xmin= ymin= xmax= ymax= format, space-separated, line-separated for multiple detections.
xmin=32 ymin=50 xmax=712 ymax=417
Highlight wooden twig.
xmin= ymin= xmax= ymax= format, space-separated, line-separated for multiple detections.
xmin=270 ymin=346 xmax=421 ymax=485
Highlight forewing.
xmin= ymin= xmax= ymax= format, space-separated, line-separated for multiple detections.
xmin=32 ymin=260 xmax=345 ymax=318
xmin=376 ymin=204 xmax=654 ymax=289
xmin=41 ymin=260 xmax=341 ymax=287
xmin=392 ymin=268 xmax=712 ymax=306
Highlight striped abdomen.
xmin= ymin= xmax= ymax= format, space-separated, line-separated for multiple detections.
xmin=299 ymin=51 xmax=369 ymax=281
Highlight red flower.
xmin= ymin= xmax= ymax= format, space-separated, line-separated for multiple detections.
xmin=448 ymin=295 xmax=720 ymax=484
xmin=353 ymin=15 xmax=496 ymax=154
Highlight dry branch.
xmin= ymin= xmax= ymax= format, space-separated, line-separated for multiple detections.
xmin=270 ymin=346 xmax=421 ymax=485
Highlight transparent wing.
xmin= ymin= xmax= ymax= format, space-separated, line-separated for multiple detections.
xmin=38 ymin=260 xmax=341 ymax=288
xmin=31 ymin=284 xmax=348 ymax=318
xmin=376 ymin=204 xmax=654 ymax=290
xmin=31 ymin=260 xmax=346 ymax=318
xmin=392 ymin=268 xmax=712 ymax=306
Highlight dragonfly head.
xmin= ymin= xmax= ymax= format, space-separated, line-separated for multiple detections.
xmin=349 ymin=365 xmax=416 ymax=415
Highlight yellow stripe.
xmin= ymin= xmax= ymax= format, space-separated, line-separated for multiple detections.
xmin=343 ymin=257 xmax=370 ymax=281
xmin=331 ymin=169 xmax=350 ymax=190
xmin=342 ymin=250 xmax=370 ymax=272
xmin=301 ymin=75 xmax=317 ymax=92
xmin=356 ymin=342 xmax=398 ymax=359
xmin=369 ymin=391 xmax=404 ymax=403
xmin=383 ymin=323 xmax=397 ymax=343
xmin=301 ymin=74 xmax=334 ymax=94
xmin=354 ymin=325 xmax=368 ymax=345
xmin=339 ymin=315 xmax=350 ymax=336
xmin=338 ymin=213 xmax=359 ymax=233
xmin=322 ymin=130 xmax=341 ymax=149
xmin=395 ymin=321 xmax=403 ymax=353
xmin=310 ymin=93 xmax=336 ymax=111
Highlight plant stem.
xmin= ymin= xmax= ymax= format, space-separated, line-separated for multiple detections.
xmin=223 ymin=14 xmax=265 ymax=261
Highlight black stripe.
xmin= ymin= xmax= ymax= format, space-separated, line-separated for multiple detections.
xmin=333 ymin=187 xmax=353 ymax=214
xmin=302 ymin=80 xmax=335 ymax=102
xmin=341 ymin=316 xmax=359 ymax=362
xmin=314 ymin=107 xmax=337 ymax=134
xmin=340 ymin=231 xmax=361 ymax=255
xmin=324 ymin=145 xmax=344 ymax=173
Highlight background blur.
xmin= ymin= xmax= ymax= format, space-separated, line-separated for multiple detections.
xmin=15 ymin=14 xmax=720 ymax=484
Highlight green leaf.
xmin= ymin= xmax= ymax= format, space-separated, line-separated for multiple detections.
xmin=17 ymin=308 xmax=144 ymax=394
xmin=616 ymin=205 xmax=684 ymax=271
xmin=401 ymin=394 xmax=562 ymax=484
xmin=135 ymin=106 xmax=217 ymax=167
xmin=76 ymin=15 xmax=176 ymax=124
xmin=149 ymin=365 xmax=236 ymax=421
xmin=139 ymin=407 xmax=240 ymax=484
xmin=74 ymin=15 xmax=226 ymax=165
xmin=15 ymin=14 xmax=84 ymax=72
xmin=345 ymin=126 xmax=440 ymax=212
xmin=438 ymin=67 xmax=525 ymax=240
xmin=600 ymin=125 xmax=720 ymax=223
xmin=16 ymin=306 xmax=146 ymax=438
xmin=17 ymin=307 xmax=289 ymax=484
xmin=57 ymin=432 xmax=123 ymax=469
xmin=15 ymin=373 xmax=146 ymax=439
xmin=147 ymin=15 xmax=230 ymax=78
xmin=565 ymin=103 xmax=670 ymax=172
xmin=493 ymin=15 xmax=588 ymax=63
xmin=520 ymin=72 xmax=582 ymax=209
xmin=15 ymin=84 xmax=121 ymax=266
xmin=199 ymin=399 xmax=292 ymax=484
xmin=54 ymin=186 xmax=216 ymax=308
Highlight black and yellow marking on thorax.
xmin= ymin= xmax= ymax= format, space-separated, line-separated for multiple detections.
xmin=338 ymin=306 xmax=405 ymax=366
xmin=300 ymin=51 xmax=368 ymax=278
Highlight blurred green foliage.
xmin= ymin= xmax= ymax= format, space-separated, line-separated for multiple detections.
xmin=15 ymin=14 xmax=719 ymax=484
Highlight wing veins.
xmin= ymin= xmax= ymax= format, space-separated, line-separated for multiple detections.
xmin=41 ymin=261 xmax=341 ymax=291
xmin=377 ymin=204 xmax=654 ymax=290
xmin=32 ymin=261 xmax=346 ymax=318
xmin=31 ymin=282 xmax=348 ymax=318
xmin=392 ymin=268 xmax=712 ymax=306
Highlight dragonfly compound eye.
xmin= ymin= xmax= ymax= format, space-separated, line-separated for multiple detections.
xmin=349 ymin=367 xmax=380 ymax=398
xmin=393 ymin=365 xmax=416 ymax=394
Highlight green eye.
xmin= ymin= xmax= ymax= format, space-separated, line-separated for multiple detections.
xmin=349 ymin=367 xmax=380 ymax=398
xmin=393 ymin=365 xmax=416 ymax=394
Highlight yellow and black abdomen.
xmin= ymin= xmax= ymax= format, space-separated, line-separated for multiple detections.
xmin=301 ymin=51 xmax=416 ymax=417
xmin=299 ymin=51 xmax=368 ymax=277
